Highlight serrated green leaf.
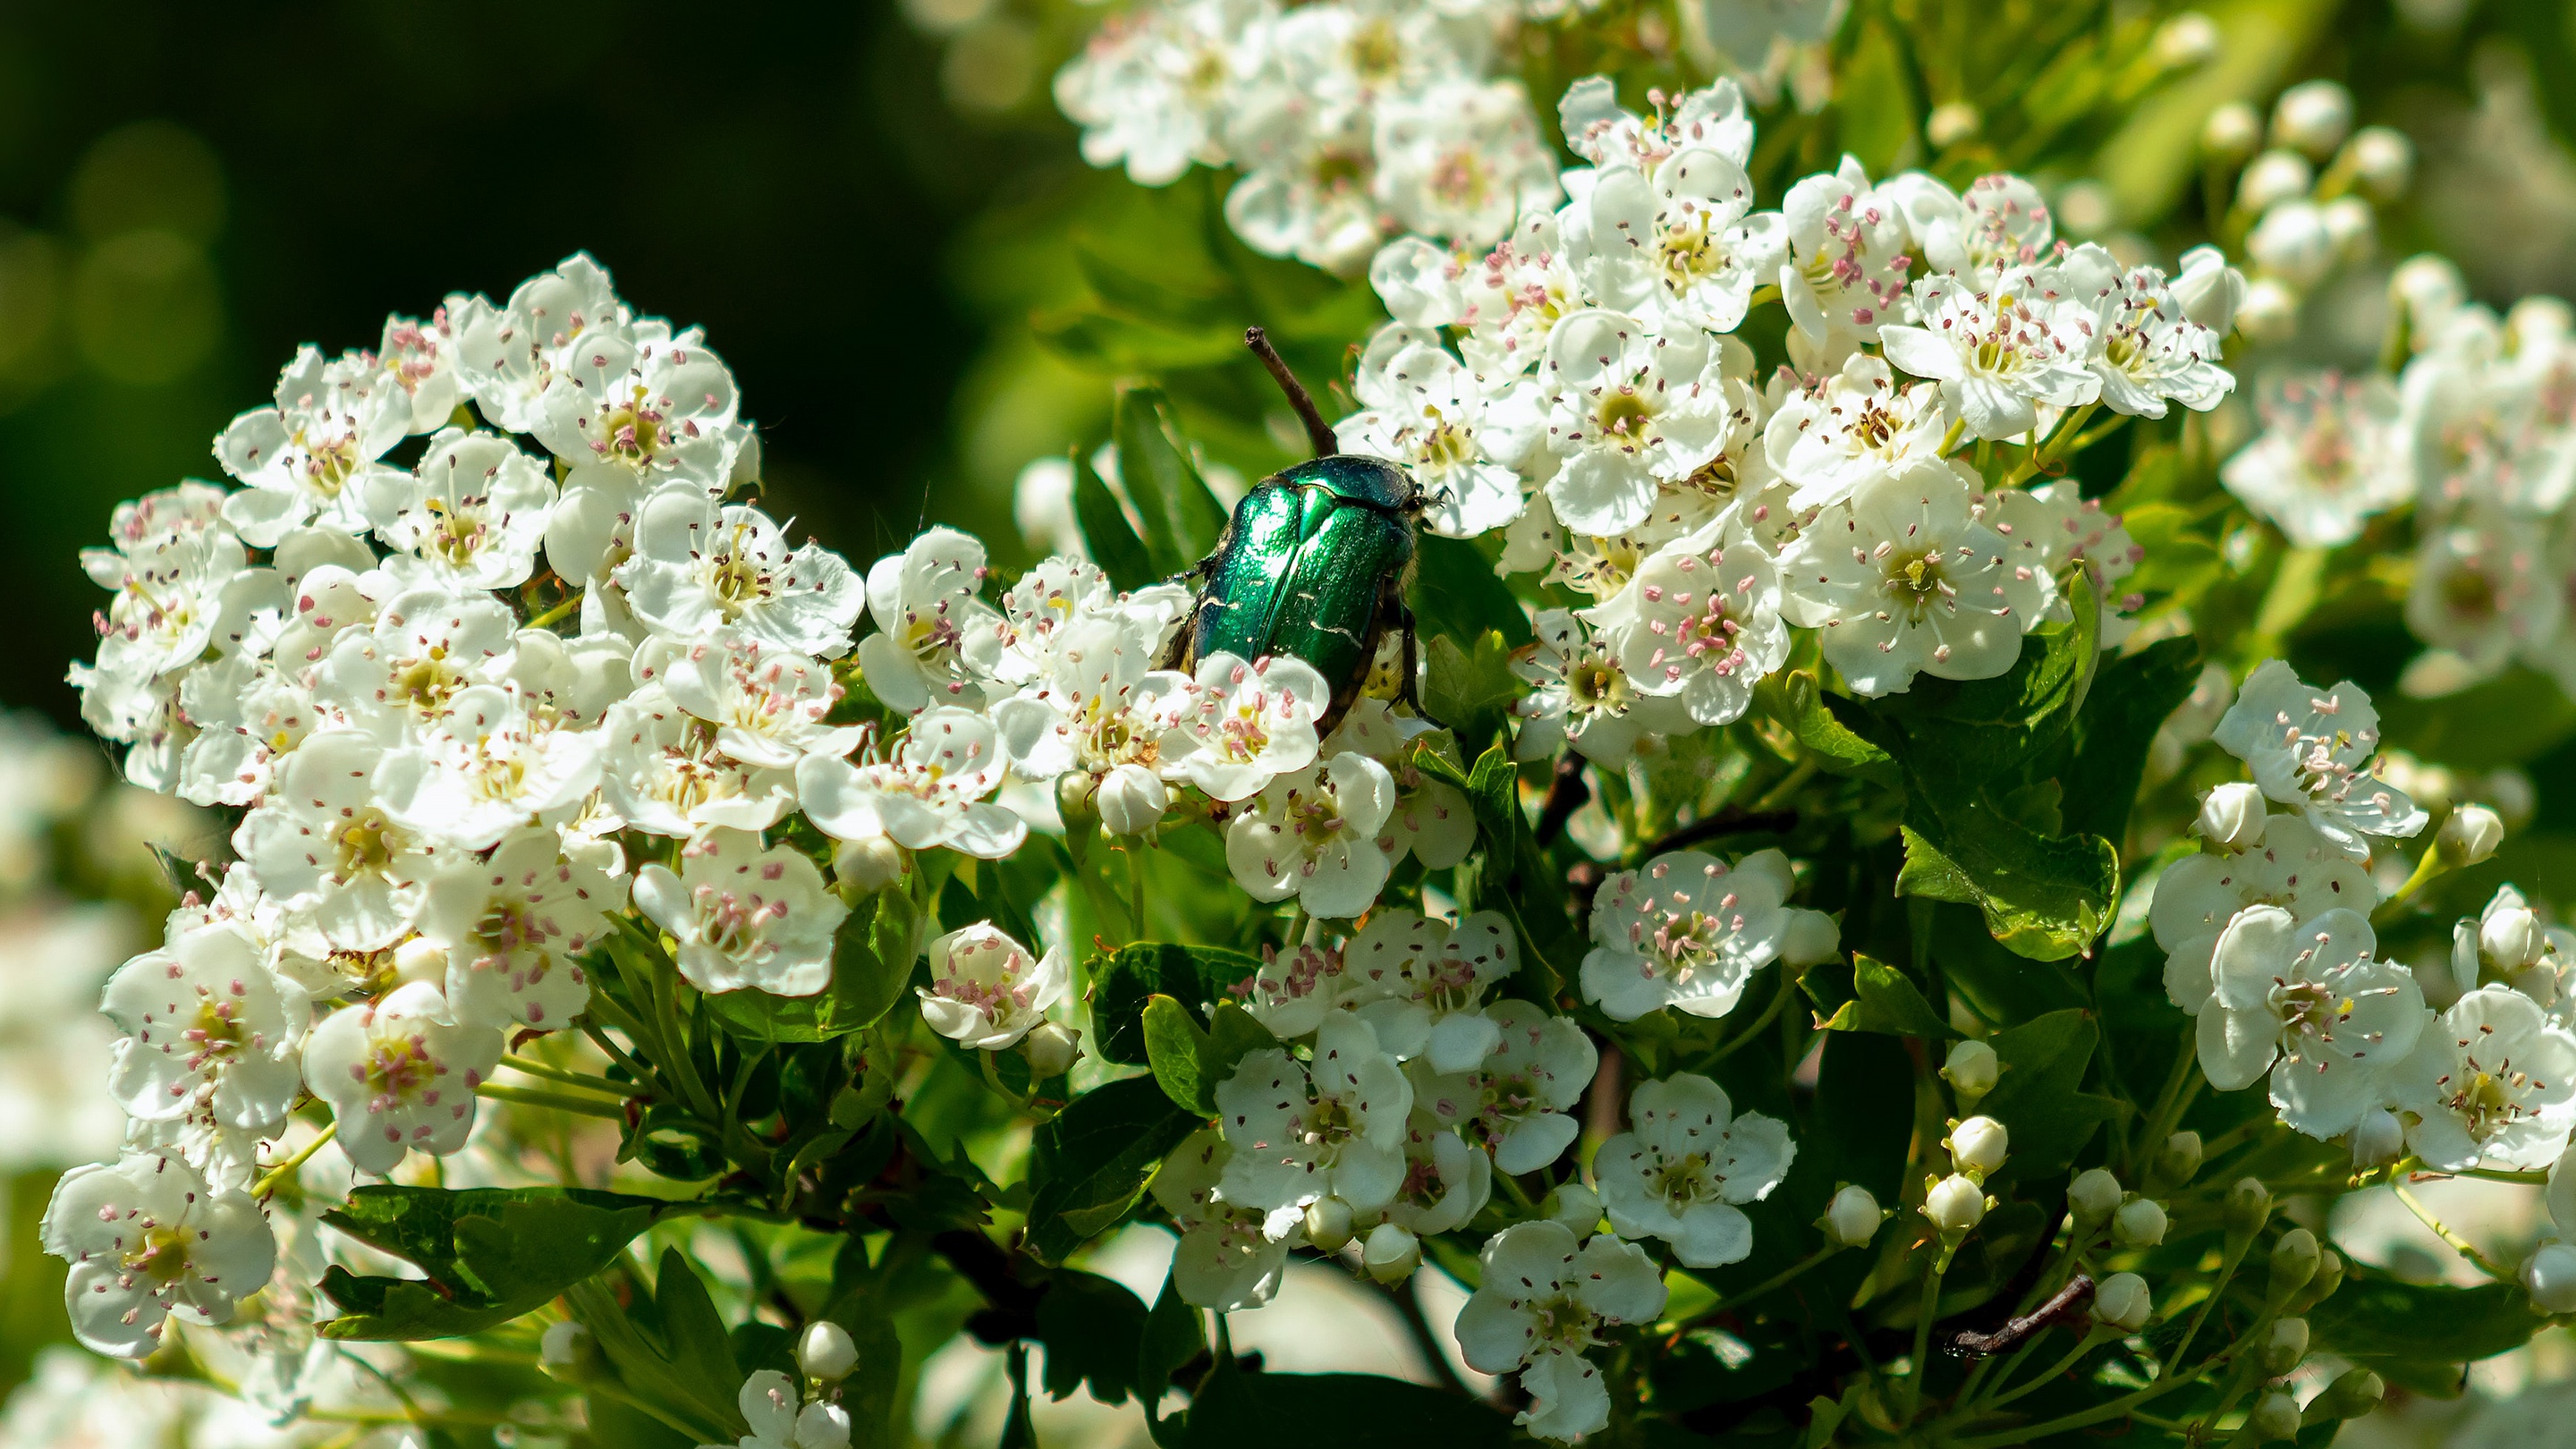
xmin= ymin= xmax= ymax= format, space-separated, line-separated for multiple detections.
xmin=1410 ymin=534 xmax=1531 ymax=651
xmin=653 ymin=1249 xmax=744 ymax=1424
xmin=1137 ymin=1269 xmax=1207 ymax=1424
xmin=1036 ymin=1268 xmax=1151 ymax=1405
xmin=1143 ymin=994 xmax=1217 ymax=1113
xmin=1073 ymin=445 xmax=1159 ymax=591
xmin=2064 ymin=635 xmax=2201 ymax=844
xmin=2308 ymin=1265 xmax=2548 ymax=1395
xmin=705 ymin=885 xmax=923 ymax=1044
xmin=1423 ymin=631 xmax=1521 ymax=758
xmin=1809 ymin=953 xmax=1954 ymax=1038
xmin=317 ymin=1187 xmax=672 ymax=1340
xmin=1025 ymin=1076 xmax=1203 ymax=1264
xmin=1115 ymin=386 xmax=1232 ymax=577
xmin=1090 ymin=941 xmax=1267 ymax=1065
xmin=1896 ymin=804 xmax=2118 ymax=962
xmin=1756 ymin=670 xmax=1900 ymax=787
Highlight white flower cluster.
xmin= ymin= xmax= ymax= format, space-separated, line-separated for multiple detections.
xmin=1052 ymin=0 xmax=1561 ymax=272
xmin=2154 ymin=659 xmax=2576 ymax=1181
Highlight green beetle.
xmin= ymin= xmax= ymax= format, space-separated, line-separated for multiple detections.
xmin=1163 ymin=329 xmax=1430 ymax=733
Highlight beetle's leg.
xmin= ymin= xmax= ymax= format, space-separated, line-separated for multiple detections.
xmin=1388 ymin=586 xmax=1424 ymax=716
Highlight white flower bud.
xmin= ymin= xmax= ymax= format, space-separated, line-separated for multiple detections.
xmin=1021 ymin=1021 xmax=1081 ymax=1080
xmin=2153 ymin=12 xmax=2221 ymax=68
xmin=2319 ymin=196 xmax=2375 ymax=260
xmin=2484 ymin=904 xmax=2546 ymax=970
xmin=2238 ymin=149 xmax=2314 ymax=212
xmin=2351 ymin=1107 xmax=2405 ymax=1169
xmin=1362 ymin=1222 xmax=1419 ymax=1284
xmin=799 ymin=1321 xmax=860 ymax=1382
xmin=2439 ymin=804 xmax=2504 ymax=866
xmin=1924 ymin=1174 xmax=1987 ymax=1233
xmin=2273 ymin=80 xmax=2353 ymax=157
xmin=1825 ymin=1185 xmax=1883 ymax=1248
xmin=2515 ymin=962 xmax=2562 ymax=1010
xmin=2391 ymin=253 xmax=2467 ymax=333
xmin=1097 ymin=763 xmax=1169 ymax=837
xmin=2247 ymin=201 xmax=2334 ymax=287
xmin=2448 ymin=919 xmax=2485 ymax=1001
xmin=2113 ymin=1197 xmax=2169 ymax=1248
xmin=2203 ymin=102 xmax=2262 ymax=160
xmin=1304 ymin=1196 xmax=1356 ymax=1253
xmin=834 ymin=835 xmax=908 ymax=896
xmin=2263 ymin=1317 xmax=2309 ymax=1377
xmin=394 ymin=935 xmax=449 ymax=990
xmin=2248 ymin=1390 xmax=2302 ymax=1442
xmin=2345 ymin=125 xmax=2413 ymax=199
xmin=1056 ymin=768 xmax=1099 ymax=820
xmin=1543 ymin=1182 xmax=1602 ymax=1237
xmin=2235 ymin=278 xmax=2301 ymax=344
xmin=2068 ymin=1168 xmax=2123 ymax=1224
xmin=1941 ymin=1039 xmax=1999 ymax=1107
xmin=2524 ymin=1241 xmax=2576 ymax=1313
xmin=2093 ymin=1272 xmax=2152 ymax=1331
xmin=2196 ymin=783 xmax=2267 ymax=849
xmin=1948 ymin=1116 xmax=2009 ymax=1178
xmin=1779 ymin=909 xmax=1843 ymax=969
xmin=2173 ymin=246 xmax=2249 ymax=334
xmin=1927 ymin=102 xmax=1980 ymax=148
xmin=541 ymin=1319 xmax=591 ymax=1368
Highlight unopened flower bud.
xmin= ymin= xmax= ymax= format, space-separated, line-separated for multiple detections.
xmin=2438 ymin=803 xmax=2504 ymax=867
xmin=1779 ymin=909 xmax=1842 ymax=969
xmin=2272 ymin=80 xmax=2353 ymax=157
xmin=2484 ymin=904 xmax=2546 ymax=970
xmin=2203 ymin=102 xmax=2262 ymax=161
xmin=2312 ymin=1368 xmax=2383 ymax=1421
xmin=2345 ymin=125 xmax=2413 ymax=199
xmin=2450 ymin=919 xmax=2486 ymax=997
xmin=2248 ymin=200 xmax=2334 ymax=287
xmin=2319 ymin=197 xmax=2374 ymax=261
xmin=2294 ymin=1248 xmax=2344 ymax=1311
xmin=1941 ymin=1040 xmax=1999 ymax=1107
xmin=2093 ymin=1272 xmax=2151 ymax=1331
xmin=2153 ymin=1131 xmax=2204 ymax=1191
xmin=2351 ymin=1108 xmax=2405 ymax=1169
xmin=1304 ymin=1196 xmax=1356 ymax=1254
xmin=2270 ymin=1228 xmax=2321 ymax=1301
xmin=1825 ymin=1185 xmax=1883 ymax=1248
xmin=2153 ymin=12 xmax=2220 ymax=68
xmin=2068 ymin=1168 xmax=2123 ymax=1225
xmin=2391 ymin=253 xmax=2467 ymax=333
xmin=834 ymin=835 xmax=908 ymax=896
xmin=2263 ymin=1317 xmax=2309 ymax=1377
xmin=394 ymin=935 xmax=449 ymax=990
xmin=1927 ymin=102 xmax=1980 ymax=148
xmin=2114 ymin=1197 xmax=2169 ymax=1248
xmin=1948 ymin=1116 xmax=2009 ymax=1178
xmin=1055 ymin=768 xmax=1099 ymax=821
xmin=2224 ymin=1177 xmax=2273 ymax=1238
xmin=1924 ymin=1174 xmax=1987 ymax=1233
xmin=2236 ymin=279 xmax=2300 ymax=344
xmin=800 ymin=1321 xmax=860 ymax=1382
xmin=1097 ymin=763 xmax=1169 ymax=837
xmin=541 ymin=1319 xmax=591 ymax=1368
xmin=2523 ymin=1241 xmax=2576 ymax=1313
xmin=1543 ymin=1182 xmax=1602 ymax=1237
xmin=2238 ymin=149 xmax=2314 ymax=212
xmin=2174 ymin=246 xmax=2249 ymax=334
xmin=1021 ymin=1021 xmax=1081 ymax=1080
xmin=2248 ymin=1389 xmax=2302 ymax=1442
xmin=1363 ymin=1223 xmax=1419 ymax=1284
xmin=2197 ymin=783 xmax=2267 ymax=848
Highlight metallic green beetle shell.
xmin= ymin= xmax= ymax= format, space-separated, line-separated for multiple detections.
xmin=1184 ymin=455 xmax=1419 ymax=724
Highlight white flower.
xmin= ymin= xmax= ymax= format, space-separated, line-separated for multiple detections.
xmin=631 ymin=828 xmax=849 ymax=997
xmin=1216 ymin=1012 xmax=1413 ymax=1216
xmin=1563 ymin=142 xmax=1785 ymax=336
xmin=85 ymin=522 xmax=281 ymax=684
xmin=1601 ymin=529 xmax=1789 ymax=725
xmin=535 ymin=323 xmax=741 ymax=489
xmin=1150 ymin=1128 xmax=1301 ymax=1311
xmin=1053 ymin=0 xmax=1262 ymax=187
xmin=173 ymin=656 xmax=316 ymax=808
xmin=600 ymin=687 xmax=801 ymax=837
xmin=1513 ymin=608 xmax=1693 ymax=767
xmin=703 ymin=1368 xmax=851 ymax=1449
xmin=1778 ymin=462 xmax=2038 ymax=697
xmin=1453 ymin=1221 xmax=1667 ymax=1443
xmin=1224 ymin=95 xmax=1384 ymax=275
xmin=417 ymin=826 xmax=621 ymax=1029
xmin=2153 ymin=813 xmax=2376 ymax=1013
xmin=852 ymin=526 xmax=1004 ymax=711
xmin=1778 ymin=157 xmax=1913 ymax=349
xmin=1373 ymin=78 xmax=1557 ymax=250
xmin=620 ymin=486 xmax=866 ymax=660
xmin=1224 ymin=753 xmax=1399 ymax=919
xmin=2195 ymin=905 xmax=2423 ymax=1139
xmin=985 ymin=555 xmax=1187 ymax=691
xmin=1527 ymin=309 xmax=1754 ymax=536
xmin=41 ymin=1153 xmax=275 ymax=1357
xmin=1164 ymin=652 xmax=1328 ymax=801
xmin=312 ymin=583 xmax=521 ymax=733
xmin=2213 ymin=660 xmax=2428 ymax=859
xmin=507 ymin=626 xmax=637 ymax=729
xmin=1413 ymin=997 xmax=1596 ymax=1173
xmin=1582 ymin=848 xmax=1793 ymax=1021
xmin=657 ymin=631 xmax=861 ymax=769
xmin=2063 ymin=253 xmax=2236 ymax=419
xmin=1386 ymin=1116 xmax=1493 ymax=1235
xmin=1458 ymin=209 xmax=1587 ymax=380
xmin=233 ymin=731 xmax=438 ymax=952
xmin=2392 ymin=986 xmax=2576 ymax=1170
xmin=102 ymin=921 xmax=309 ymax=1139
xmin=1339 ymin=908 xmax=1519 ymax=1071
xmin=1320 ymin=699 xmax=1475 ymax=872
xmin=1877 ymin=268 xmax=2103 ymax=441
xmin=2172 ymin=245 xmax=2250 ymax=333
xmin=2219 ymin=373 xmax=2413 ymax=548
xmin=1597 ymin=1072 xmax=1794 ymax=1268
xmin=2405 ymin=511 xmax=2562 ymax=677
xmin=361 ymin=428 xmax=558 ymax=589
xmin=452 ymin=253 xmax=626 ymax=434
xmin=918 ymin=923 xmax=1067 ymax=1051
xmin=1983 ymin=480 xmax=2146 ymax=643
xmin=215 ymin=346 xmax=411 ymax=546
xmin=1334 ymin=326 xmax=1534 ymax=538
xmin=1763 ymin=352 xmax=1953 ymax=512
xmin=796 ymin=708 xmax=1028 ymax=860
xmin=1558 ymin=75 xmax=1756 ymax=174
xmin=374 ymin=685 xmax=603 ymax=852
xmin=990 ymin=611 xmax=1193 ymax=783
xmin=303 ymin=981 xmax=504 ymax=1176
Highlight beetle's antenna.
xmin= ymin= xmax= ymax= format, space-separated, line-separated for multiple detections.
xmin=1246 ymin=326 xmax=1339 ymax=457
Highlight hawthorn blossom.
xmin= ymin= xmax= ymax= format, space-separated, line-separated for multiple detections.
xmin=1216 ymin=1012 xmax=1413 ymax=1216
xmin=1414 ymin=998 xmax=1597 ymax=1173
xmin=1456 ymin=211 xmax=1587 ymax=380
xmin=796 ymin=708 xmax=1028 ymax=860
xmin=1336 ymin=909 xmax=1518 ymax=1071
xmin=1985 ymin=482 xmax=2146 ymax=643
xmin=102 ymin=922 xmax=309 ymax=1138
xmin=2195 ymin=905 xmax=2423 ymax=1139
xmin=1224 ymin=95 xmax=1384 ymax=275
xmin=918 ymin=923 xmax=1068 ymax=1052
xmin=1453 ymin=1221 xmax=1666 ymax=1443
xmin=705 ymin=1368 xmax=852 ymax=1449
xmin=1778 ymin=157 xmax=1912 ymax=351
xmin=1334 ymin=326 xmax=1534 ymax=538
xmin=1525 ymin=308 xmax=1754 ymax=536
xmin=2219 ymin=373 xmax=2413 ymax=548
xmin=1372 ymin=77 xmax=1558 ymax=250
xmin=2392 ymin=985 xmax=2576 ymax=1171
xmin=2213 ymin=660 xmax=2426 ymax=859
xmin=535 ymin=323 xmax=740 ymax=490
xmin=215 ymin=346 xmax=411 ymax=546
xmin=990 ymin=612 xmax=1193 ymax=786
xmin=374 ymin=686 xmax=605 ymax=852
xmin=452 ymin=253 xmax=626 ymax=435
xmin=416 ymin=826 xmax=620 ymax=1029
xmin=361 ymin=429 xmax=558 ymax=590
xmin=620 ymin=487 xmax=866 ymax=661
xmin=2152 ymin=813 xmax=2377 ymax=1015
xmin=1596 ymin=1072 xmax=1795 ymax=1268
xmin=1582 ymin=848 xmax=1793 ymax=1021
xmin=1152 ymin=1128 xmax=1301 ymax=1311
xmin=1877 ymin=268 xmax=2102 ymax=440
xmin=1557 ymin=74 xmax=1755 ymax=174
xmin=600 ymin=688 xmax=801 ymax=836
xmin=84 ymin=523 xmax=279 ymax=686
xmin=41 ymin=1154 xmax=275 ymax=1358
xmin=1897 ymin=172 xmax=2056 ymax=282
xmin=303 ymin=981 xmax=505 ymax=1176
xmin=1224 ymin=753 xmax=1399 ymax=919
xmin=173 ymin=655 xmax=319 ymax=808
xmin=1563 ymin=140 xmax=1784 ymax=335
xmin=2404 ymin=512 xmax=2562 ymax=677
xmin=1513 ymin=608 xmax=1693 ymax=767
xmin=1604 ymin=530 xmax=1788 ymax=725
xmin=2063 ymin=256 xmax=2235 ymax=419
xmin=312 ymin=583 xmax=520 ymax=733
xmin=1164 ymin=652 xmax=1328 ymax=801
xmin=1386 ymin=1117 xmax=1492 ymax=1241
xmin=233 ymin=731 xmax=439 ymax=953
xmin=657 ymin=631 xmax=862 ymax=769
xmin=632 ymin=828 xmax=849 ymax=997
xmin=1763 ymin=352 xmax=1953 ymax=512
xmin=1052 ymin=0 xmax=1263 ymax=187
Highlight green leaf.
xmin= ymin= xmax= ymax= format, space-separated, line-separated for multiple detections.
xmin=1896 ymin=806 xmax=2118 ymax=962
xmin=2308 ymin=1266 xmax=2548 ymax=1396
xmin=1090 ymin=942 xmax=1267 ymax=1064
xmin=1025 ymin=1075 xmax=1203 ymax=1264
xmin=1756 ymin=670 xmax=1899 ymax=787
xmin=1808 ymin=953 xmax=1954 ymax=1038
xmin=1974 ymin=1010 xmax=2123 ymax=1181
xmin=1872 ymin=575 xmax=2102 ymax=784
xmin=1136 ymin=1269 xmax=1207 ymax=1419
xmin=1436 ymin=741 xmax=1574 ymax=1000
xmin=706 ymin=886 xmax=924 ymax=1044
xmin=1834 ymin=18 xmax=1921 ymax=174
xmin=1036 ymin=1268 xmax=1152 ymax=1404
xmin=1423 ymin=631 xmax=1521 ymax=758
xmin=1809 ymin=1031 xmax=1918 ymax=1206
xmin=1115 ymin=386 xmax=1233 ymax=578
xmin=1410 ymin=533 xmax=1531 ymax=651
xmin=1073 ymin=445 xmax=1159 ymax=591
xmin=652 ymin=1249 xmax=746 ymax=1426
xmin=1182 ymin=1368 xmax=1515 ymax=1449
xmin=2063 ymin=636 xmax=2201 ymax=844
xmin=316 ymin=1186 xmax=672 ymax=1340
xmin=1141 ymin=996 xmax=1271 ymax=1115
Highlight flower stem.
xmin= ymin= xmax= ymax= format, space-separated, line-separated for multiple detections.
xmin=501 ymin=1056 xmax=648 ymax=1097
xmin=477 ymin=1082 xmax=631 ymax=1120
xmin=1947 ymin=1359 xmax=2224 ymax=1449
xmin=1692 ymin=1244 xmax=1839 ymax=1322
xmin=252 ymin=1121 xmax=337 ymax=1199
xmin=1902 ymin=1248 xmax=1953 ymax=1421
xmin=524 ymin=589 xmax=585 ymax=631
xmin=2392 ymin=1180 xmax=2512 ymax=1280
xmin=2371 ymin=847 xmax=2447 ymax=924
xmin=1981 ymin=1326 xmax=2106 ymax=1411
